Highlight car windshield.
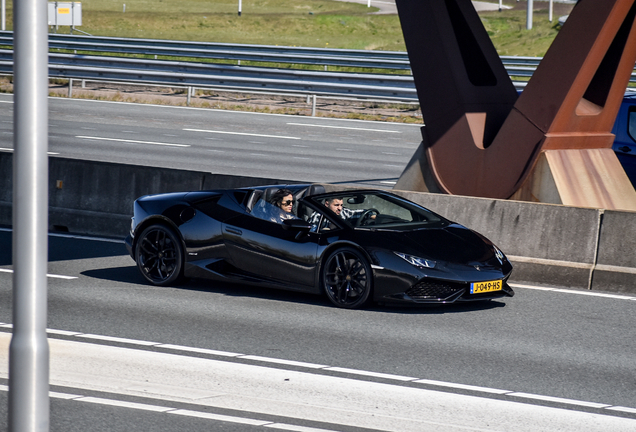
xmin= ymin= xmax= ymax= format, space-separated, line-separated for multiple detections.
xmin=308 ymin=192 xmax=449 ymax=230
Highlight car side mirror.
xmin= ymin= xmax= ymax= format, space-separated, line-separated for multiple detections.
xmin=282 ymin=219 xmax=312 ymax=232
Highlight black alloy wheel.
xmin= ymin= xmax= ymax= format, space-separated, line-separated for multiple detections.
xmin=135 ymin=224 xmax=183 ymax=286
xmin=322 ymin=247 xmax=372 ymax=309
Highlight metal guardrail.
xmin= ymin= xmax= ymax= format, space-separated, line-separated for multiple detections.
xmin=0 ymin=32 xmax=632 ymax=103
xmin=0 ymin=50 xmax=419 ymax=101
xmin=0 ymin=30 xmax=542 ymax=72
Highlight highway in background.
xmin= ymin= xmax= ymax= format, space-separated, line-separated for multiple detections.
xmin=0 ymin=231 xmax=635 ymax=431
xmin=0 ymin=94 xmax=423 ymax=189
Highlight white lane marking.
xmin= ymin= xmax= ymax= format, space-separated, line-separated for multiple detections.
xmin=264 ymin=425 xmax=340 ymax=432
xmin=171 ymin=410 xmax=270 ymax=426
xmin=325 ymin=367 xmax=416 ymax=382
xmin=0 ymin=381 xmax=342 ymax=431
xmin=507 ymin=392 xmax=611 ymax=409
xmin=157 ymin=344 xmax=243 ymax=358
xmin=184 ymin=128 xmax=300 ymax=140
xmin=76 ymin=136 xmax=191 ymax=148
xmin=607 ymin=406 xmax=636 ymax=414
xmin=50 ymin=391 xmax=83 ymax=399
xmin=0 ymin=268 xmax=77 ymax=280
xmin=0 ymin=101 xmax=12 ymax=104
xmin=77 ymin=334 xmax=159 ymax=346
xmin=336 ymin=148 xmax=353 ymax=152
xmin=380 ymin=181 xmax=397 ymax=185
xmin=1 ymin=325 xmax=632 ymax=419
xmin=0 ymin=147 xmax=60 ymax=155
xmin=240 ymin=355 xmax=328 ymax=370
xmin=286 ymin=122 xmax=402 ymax=133
xmin=510 ymin=283 xmax=636 ymax=301
xmin=79 ymin=396 xmax=173 ymax=412
xmin=414 ymin=379 xmax=510 ymax=395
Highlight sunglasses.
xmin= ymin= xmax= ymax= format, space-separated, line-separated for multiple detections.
xmin=281 ymin=200 xmax=294 ymax=206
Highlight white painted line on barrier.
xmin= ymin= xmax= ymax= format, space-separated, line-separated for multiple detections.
xmin=184 ymin=128 xmax=301 ymax=140
xmin=508 ymin=255 xmax=593 ymax=269
xmin=286 ymin=122 xmax=402 ymax=133
xmin=76 ymin=136 xmax=191 ymax=148
xmin=0 ymin=268 xmax=77 ymax=280
xmin=510 ymin=283 xmax=636 ymax=301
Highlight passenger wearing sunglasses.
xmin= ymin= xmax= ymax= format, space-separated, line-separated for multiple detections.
xmin=266 ymin=188 xmax=299 ymax=223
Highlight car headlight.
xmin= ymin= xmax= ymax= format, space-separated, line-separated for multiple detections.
xmin=493 ymin=245 xmax=506 ymax=265
xmin=394 ymin=252 xmax=436 ymax=269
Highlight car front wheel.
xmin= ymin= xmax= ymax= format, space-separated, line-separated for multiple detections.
xmin=322 ymin=247 xmax=372 ymax=309
xmin=135 ymin=224 xmax=183 ymax=286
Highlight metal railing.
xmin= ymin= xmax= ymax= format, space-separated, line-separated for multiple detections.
xmin=0 ymin=32 xmax=633 ymax=104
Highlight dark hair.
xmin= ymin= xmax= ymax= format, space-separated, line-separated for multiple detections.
xmin=268 ymin=188 xmax=294 ymax=207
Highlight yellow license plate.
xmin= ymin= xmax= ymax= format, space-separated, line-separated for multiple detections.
xmin=470 ymin=280 xmax=502 ymax=294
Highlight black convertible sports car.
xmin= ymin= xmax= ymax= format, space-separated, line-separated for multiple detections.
xmin=125 ymin=184 xmax=514 ymax=308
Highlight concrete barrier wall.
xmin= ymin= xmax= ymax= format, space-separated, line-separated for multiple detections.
xmin=0 ymin=153 xmax=294 ymax=237
xmin=1 ymin=153 xmax=635 ymax=294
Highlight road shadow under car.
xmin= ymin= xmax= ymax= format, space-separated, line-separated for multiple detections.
xmin=82 ymin=265 xmax=511 ymax=314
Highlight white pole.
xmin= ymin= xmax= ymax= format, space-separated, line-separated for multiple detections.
xmin=1 ymin=0 xmax=5 ymax=31
xmin=10 ymin=0 xmax=50 ymax=427
xmin=526 ymin=0 xmax=533 ymax=30
xmin=549 ymin=0 xmax=553 ymax=23
xmin=238 ymin=0 xmax=242 ymax=16
xmin=367 ymin=0 xmax=371 ymax=7
xmin=499 ymin=0 xmax=502 ymax=12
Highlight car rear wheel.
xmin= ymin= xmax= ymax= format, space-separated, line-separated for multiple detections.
xmin=135 ymin=224 xmax=183 ymax=286
xmin=322 ymin=247 xmax=372 ymax=309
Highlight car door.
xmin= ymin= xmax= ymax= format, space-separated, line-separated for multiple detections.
xmin=221 ymin=209 xmax=320 ymax=289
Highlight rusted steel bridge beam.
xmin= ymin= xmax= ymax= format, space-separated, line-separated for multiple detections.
xmin=395 ymin=0 xmax=636 ymax=210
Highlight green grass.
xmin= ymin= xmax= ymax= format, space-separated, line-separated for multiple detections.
xmin=2 ymin=0 xmax=573 ymax=56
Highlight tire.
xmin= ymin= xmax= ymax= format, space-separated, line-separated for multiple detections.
xmin=322 ymin=247 xmax=372 ymax=309
xmin=135 ymin=224 xmax=184 ymax=286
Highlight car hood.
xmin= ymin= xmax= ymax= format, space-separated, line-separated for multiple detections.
xmin=373 ymin=224 xmax=497 ymax=265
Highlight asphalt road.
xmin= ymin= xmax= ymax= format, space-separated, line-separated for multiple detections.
xmin=0 ymin=94 xmax=423 ymax=189
xmin=0 ymin=230 xmax=635 ymax=431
